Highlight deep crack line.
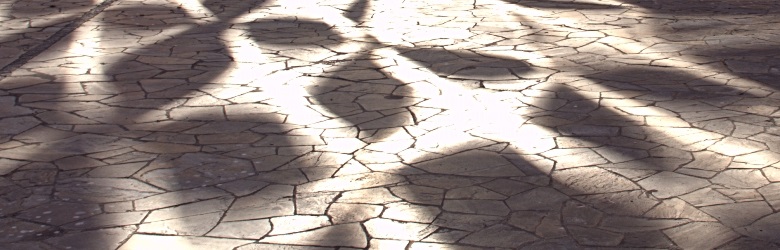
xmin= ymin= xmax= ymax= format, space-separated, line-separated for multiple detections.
xmin=0 ymin=0 xmax=122 ymax=79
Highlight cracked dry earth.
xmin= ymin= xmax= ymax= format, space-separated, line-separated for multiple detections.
xmin=1 ymin=0 xmax=780 ymax=249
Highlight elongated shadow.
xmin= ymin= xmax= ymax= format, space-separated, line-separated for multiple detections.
xmin=0 ymin=0 xmax=101 ymax=69
xmin=208 ymin=0 xmax=780 ymax=247
xmin=620 ymin=0 xmax=780 ymax=14
xmin=345 ymin=0 xmax=370 ymax=22
xmin=399 ymin=47 xmax=534 ymax=80
xmin=507 ymin=8 xmax=780 ymax=247
xmin=3 ymin=0 xmax=780 ymax=248
xmin=0 ymin=0 xmax=337 ymax=248
xmin=236 ymin=6 xmax=711 ymax=250
xmin=500 ymin=0 xmax=622 ymax=10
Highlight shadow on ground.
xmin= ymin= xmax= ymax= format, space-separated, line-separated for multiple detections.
xmin=1 ymin=0 xmax=780 ymax=249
